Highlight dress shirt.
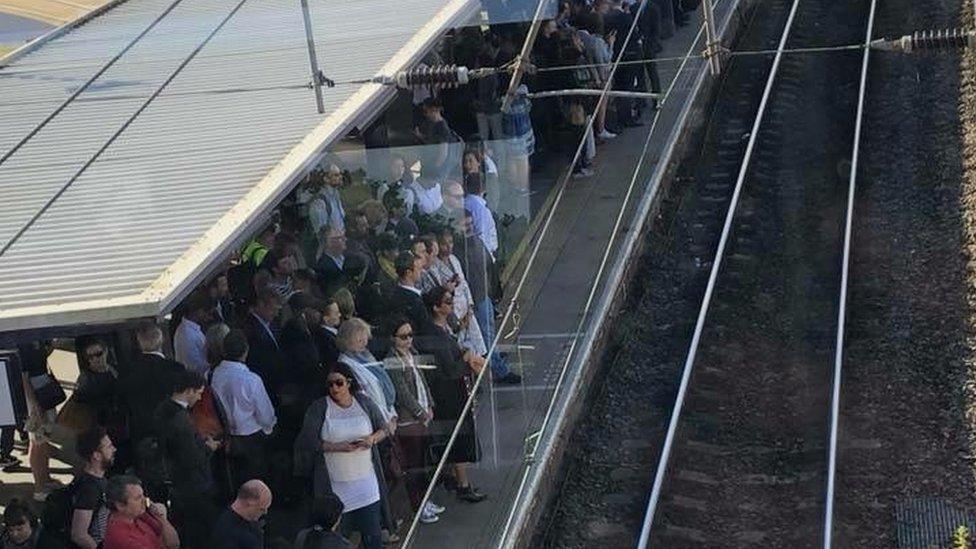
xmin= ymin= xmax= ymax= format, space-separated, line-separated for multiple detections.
xmin=463 ymin=194 xmax=498 ymax=253
xmin=210 ymin=360 xmax=277 ymax=436
xmin=174 ymin=318 xmax=208 ymax=375
xmin=408 ymin=180 xmax=443 ymax=215
xmin=308 ymin=187 xmax=345 ymax=234
xmin=398 ymin=283 xmax=422 ymax=296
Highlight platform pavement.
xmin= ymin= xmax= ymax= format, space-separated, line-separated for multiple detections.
xmin=404 ymin=10 xmax=724 ymax=548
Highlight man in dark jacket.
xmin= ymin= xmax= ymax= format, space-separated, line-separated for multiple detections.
xmin=154 ymin=370 xmax=220 ymax=549
xmin=242 ymin=289 xmax=284 ymax=398
xmin=122 ymin=323 xmax=185 ymax=447
xmin=385 ymin=251 xmax=430 ymax=329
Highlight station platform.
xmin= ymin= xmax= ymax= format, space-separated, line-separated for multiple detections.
xmin=0 ymin=2 xmax=746 ymax=547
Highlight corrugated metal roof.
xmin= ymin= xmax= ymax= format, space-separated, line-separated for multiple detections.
xmin=0 ymin=0 xmax=478 ymax=332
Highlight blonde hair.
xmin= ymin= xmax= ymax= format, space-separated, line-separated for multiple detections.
xmin=336 ymin=317 xmax=371 ymax=352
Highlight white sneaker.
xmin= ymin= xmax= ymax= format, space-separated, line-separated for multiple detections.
xmin=420 ymin=508 xmax=440 ymax=524
xmin=425 ymin=500 xmax=446 ymax=515
xmin=597 ymin=129 xmax=617 ymax=139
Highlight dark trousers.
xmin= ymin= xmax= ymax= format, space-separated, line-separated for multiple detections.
xmin=396 ymin=423 xmax=431 ymax=511
xmin=1 ymin=427 xmax=13 ymax=456
xmin=341 ymin=501 xmax=383 ymax=549
xmin=170 ymin=486 xmax=219 ymax=549
xmin=613 ymin=62 xmax=642 ymax=123
xmin=227 ymin=432 xmax=269 ymax=491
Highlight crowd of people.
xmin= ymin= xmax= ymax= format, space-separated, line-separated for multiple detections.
xmin=0 ymin=1 xmax=699 ymax=547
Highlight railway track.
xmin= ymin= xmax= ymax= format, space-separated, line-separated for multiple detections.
xmin=637 ymin=0 xmax=875 ymax=546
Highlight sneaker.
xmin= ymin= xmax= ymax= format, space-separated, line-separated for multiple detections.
xmin=597 ymin=129 xmax=617 ymax=139
xmin=0 ymin=454 xmax=19 ymax=469
xmin=425 ymin=501 xmax=446 ymax=515
xmin=420 ymin=508 xmax=440 ymax=524
xmin=572 ymin=168 xmax=594 ymax=179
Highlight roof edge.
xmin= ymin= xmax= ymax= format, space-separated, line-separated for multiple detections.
xmin=138 ymin=0 xmax=480 ymax=319
xmin=0 ymin=0 xmax=130 ymax=68
xmin=0 ymin=294 xmax=157 ymax=333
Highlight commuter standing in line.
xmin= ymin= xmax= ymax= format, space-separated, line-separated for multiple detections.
xmin=122 ymin=323 xmax=184 ymax=447
xmin=210 ymin=330 xmax=277 ymax=490
xmin=211 ymin=480 xmax=273 ymax=549
xmin=155 ymin=370 xmax=221 ymax=548
xmin=174 ymin=292 xmax=215 ymax=376
xmin=69 ymin=428 xmax=115 ymax=549
xmin=294 ymin=363 xmax=390 ymax=549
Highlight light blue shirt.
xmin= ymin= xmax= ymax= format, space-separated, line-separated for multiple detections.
xmin=464 ymin=194 xmax=498 ymax=253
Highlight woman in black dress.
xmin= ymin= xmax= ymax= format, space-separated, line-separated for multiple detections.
xmin=414 ymin=286 xmax=487 ymax=503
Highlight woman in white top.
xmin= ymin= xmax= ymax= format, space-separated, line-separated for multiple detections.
xmin=336 ymin=318 xmax=397 ymax=432
xmin=293 ymin=362 xmax=389 ymax=549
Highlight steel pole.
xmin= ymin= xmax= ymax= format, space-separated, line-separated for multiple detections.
xmin=299 ymin=0 xmax=325 ymax=114
xmin=702 ymin=0 xmax=721 ymax=75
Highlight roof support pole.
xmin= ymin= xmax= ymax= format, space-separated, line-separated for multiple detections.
xmin=299 ymin=0 xmax=325 ymax=114
xmin=702 ymin=0 xmax=722 ymax=75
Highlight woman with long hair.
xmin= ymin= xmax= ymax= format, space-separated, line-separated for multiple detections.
xmin=415 ymin=287 xmax=487 ymax=503
xmin=383 ymin=317 xmax=445 ymax=524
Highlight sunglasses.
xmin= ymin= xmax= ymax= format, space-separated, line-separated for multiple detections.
xmin=327 ymin=378 xmax=348 ymax=388
xmin=395 ymin=332 xmax=414 ymax=340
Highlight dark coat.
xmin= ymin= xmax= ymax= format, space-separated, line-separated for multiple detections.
xmin=242 ymin=312 xmax=284 ymax=397
xmin=314 ymin=254 xmax=349 ymax=297
xmin=121 ymin=353 xmax=185 ymax=443
xmin=154 ymin=399 xmax=212 ymax=493
xmin=281 ymin=319 xmax=326 ymax=407
xmin=312 ymin=326 xmax=340 ymax=368
xmin=385 ymin=286 xmax=429 ymax=329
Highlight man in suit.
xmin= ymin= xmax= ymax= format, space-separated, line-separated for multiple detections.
xmin=155 ymin=371 xmax=220 ymax=548
xmin=386 ymin=251 xmax=430 ymax=329
xmin=313 ymin=225 xmax=349 ymax=297
xmin=122 ymin=323 xmax=185 ymax=448
xmin=241 ymin=289 xmax=284 ymax=399
xmin=605 ymin=0 xmax=644 ymax=126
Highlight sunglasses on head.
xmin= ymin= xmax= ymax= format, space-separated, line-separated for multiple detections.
xmin=328 ymin=378 xmax=347 ymax=388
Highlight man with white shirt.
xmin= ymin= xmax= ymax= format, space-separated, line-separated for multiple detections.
xmin=173 ymin=292 xmax=213 ymax=376
xmin=308 ymin=164 xmax=346 ymax=235
xmin=462 ymin=173 xmax=498 ymax=254
xmin=211 ymin=330 xmax=277 ymax=491
xmin=407 ymin=177 xmax=443 ymax=215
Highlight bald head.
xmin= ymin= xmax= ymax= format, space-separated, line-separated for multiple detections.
xmin=232 ymin=480 xmax=272 ymax=521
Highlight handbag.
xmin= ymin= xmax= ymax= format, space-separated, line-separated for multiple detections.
xmin=30 ymin=373 xmax=66 ymax=411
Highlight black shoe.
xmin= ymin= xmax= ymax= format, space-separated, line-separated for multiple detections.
xmin=456 ymin=485 xmax=487 ymax=503
xmin=0 ymin=454 xmax=19 ymax=469
xmin=495 ymin=373 xmax=522 ymax=385
xmin=441 ymin=473 xmax=459 ymax=492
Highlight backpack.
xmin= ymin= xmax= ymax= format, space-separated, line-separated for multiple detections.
xmin=41 ymin=481 xmax=78 ymax=543
xmin=190 ymin=371 xmax=227 ymax=440
xmin=133 ymin=436 xmax=171 ymax=491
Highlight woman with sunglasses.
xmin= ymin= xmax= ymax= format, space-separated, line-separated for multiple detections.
xmin=415 ymin=286 xmax=488 ymax=503
xmin=67 ymin=340 xmax=123 ymax=438
xmin=383 ymin=317 xmax=445 ymax=524
xmin=294 ymin=362 xmax=391 ymax=549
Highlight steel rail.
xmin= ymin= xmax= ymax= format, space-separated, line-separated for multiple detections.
xmin=495 ymin=12 xmax=712 ymax=547
xmin=823 ymin=0 xmax=877 ymax=546
xmin=634 ymin=0 xmax=802 ymax=546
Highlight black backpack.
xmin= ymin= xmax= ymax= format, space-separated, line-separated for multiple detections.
xmin=41 ymin=481 xmax=78 ymax=543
